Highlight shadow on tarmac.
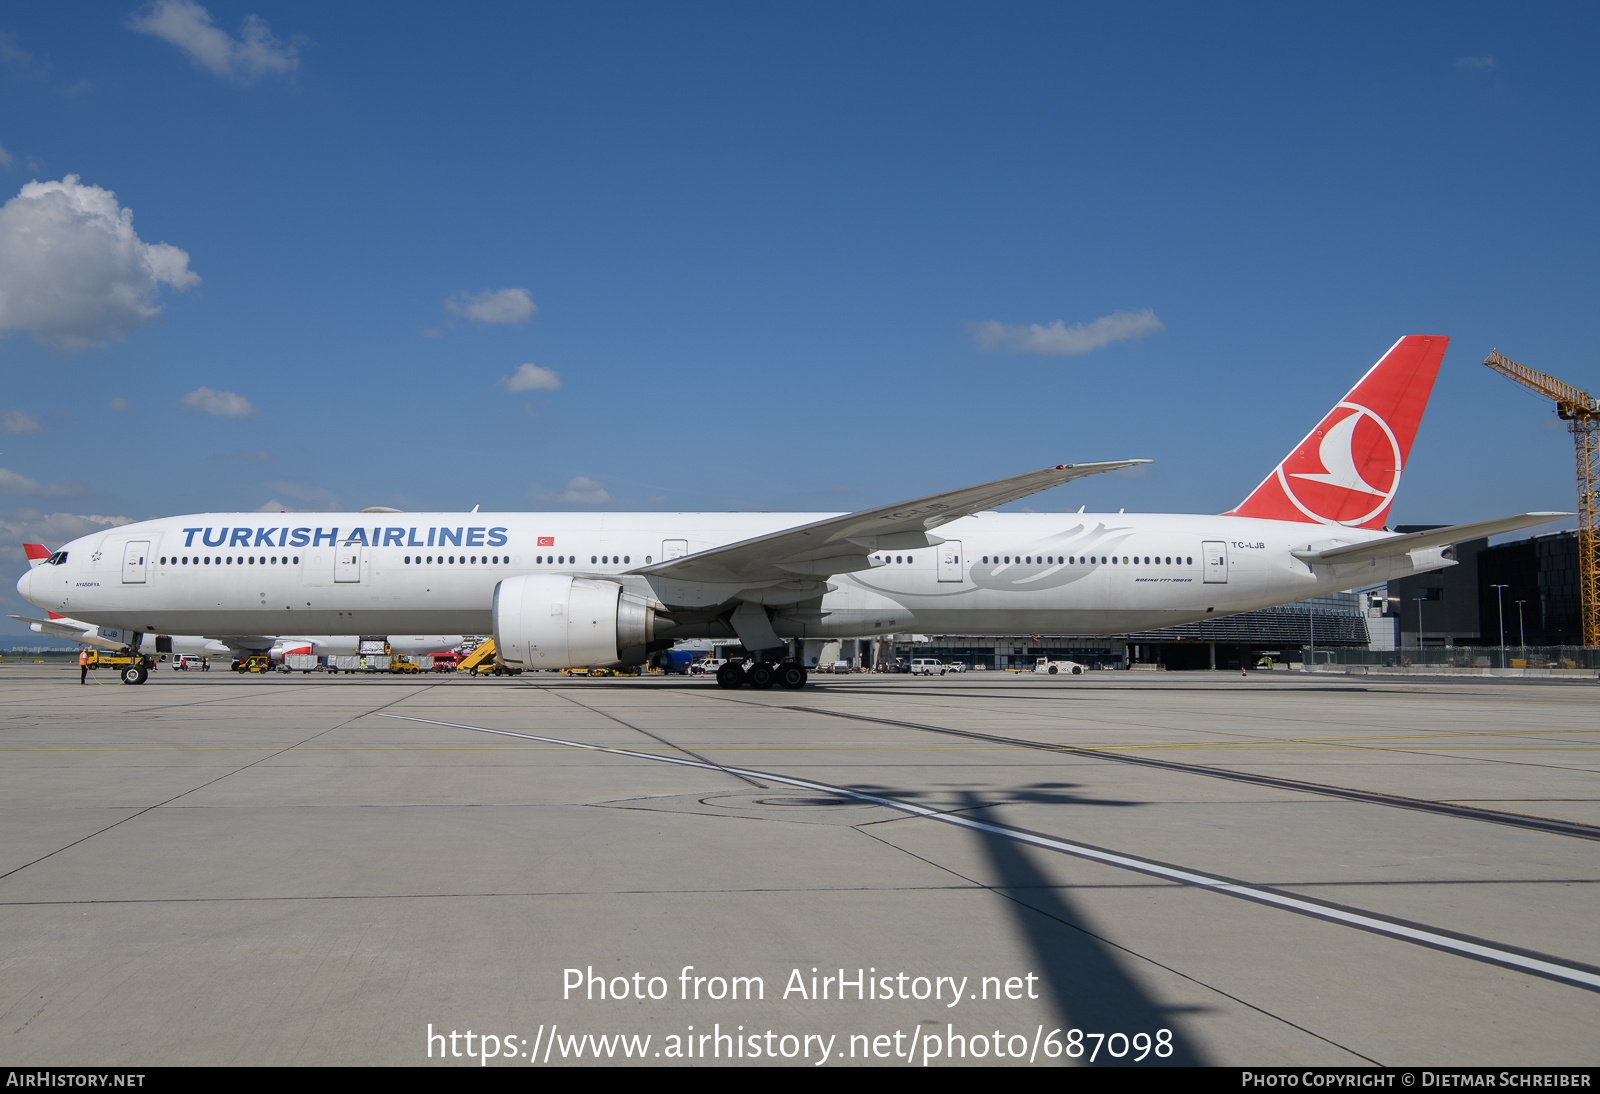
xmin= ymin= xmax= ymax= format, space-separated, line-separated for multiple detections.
xmin=953 ymin=788 xmax=1209 ymax=1066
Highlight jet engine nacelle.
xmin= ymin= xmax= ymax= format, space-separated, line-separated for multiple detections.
xmin=493 ymin=575 xmax=656 ymax=671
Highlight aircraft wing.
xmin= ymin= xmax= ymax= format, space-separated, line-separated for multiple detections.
xmin=1292 ymin=512 xmax=1569 ymax=566
xmin=632 ymin=461 xmax=1149 ymax=584
xmin=9 ymin=614 xmax=92 ymax=642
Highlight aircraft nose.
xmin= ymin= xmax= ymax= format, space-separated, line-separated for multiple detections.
xmin=16 ymin=566 xmax=33 ymax=603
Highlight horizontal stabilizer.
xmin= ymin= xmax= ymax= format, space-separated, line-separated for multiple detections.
xmin=1291 ymin=513 xmax=1569 ymax=566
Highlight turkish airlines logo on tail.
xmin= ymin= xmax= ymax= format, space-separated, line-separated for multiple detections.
xmin=1227 ymin=335 xmax=1446 ymax=529
xmin=1277 ymin=401 xmax=1402 ymax=526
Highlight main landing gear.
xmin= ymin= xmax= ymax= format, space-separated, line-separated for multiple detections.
xmin=716 ymin=660 xmax=808 ymax=690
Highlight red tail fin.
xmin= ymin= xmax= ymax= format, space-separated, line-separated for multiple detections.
xmin=24 ymin=543 xmax=51 ymax=569
xmin=1227 ymin=335 xmax=1447 ymax=529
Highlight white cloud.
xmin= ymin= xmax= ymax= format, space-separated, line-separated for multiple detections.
xmin=0 ymin=31 xmax=50 ymax=80
xmin=265 ymin=480 xmax=339 ymax=510
xmin=2 ymin=409 xmax=41 ymax=434
xmin=446 ymin=287 xmax=536 ymax=325
xmin=180 ymin=387 xmax=255 ymax=419
xmin=1456 ymin=56 xmax=1496 ymax=71
xmin=109 ymin=397 xmax=132 ymax=413
xmin=0 ymin=175 xmax=199 ymax=350
xmin=501 ymin=363 xmax=561 ymax=392
xmin=0 ymin=510 xmax=131 ymax=563
xmin=969 ymin=307 xmax=1165 ymax=357
xmin=127 ymin=0 xmax=299 ymax=84
xmin=533 ymin=476 xmax=611 ymax=505
xmin=0 ymin=142 xmax=12 ymax=170
xmin=0 ymin=468 xmax=85 ymax=497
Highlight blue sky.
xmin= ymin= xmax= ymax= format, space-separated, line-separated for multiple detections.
xmin=3 ymin=3 xmax=1598 ymax=634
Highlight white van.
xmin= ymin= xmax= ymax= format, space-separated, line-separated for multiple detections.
xmin=910 ymin=659 xmax=946 ymax=676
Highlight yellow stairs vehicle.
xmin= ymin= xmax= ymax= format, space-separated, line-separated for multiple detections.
xmin=460 ymin=639 xmax=520 ymax=676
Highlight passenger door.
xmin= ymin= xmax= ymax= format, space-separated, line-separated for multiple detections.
xmin=1203 ymin=540 xmax=1228 ymax=584
xmin=938 ymin=540 xmax=964 ymax=583
xmin=121 ymin=541 xmax=150 ymax=584
xmin=335 ymin=545 xmax=363 ymax=583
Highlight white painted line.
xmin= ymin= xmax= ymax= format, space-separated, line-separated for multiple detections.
xmin=378 ymin=714 xmax=1600 ymax=993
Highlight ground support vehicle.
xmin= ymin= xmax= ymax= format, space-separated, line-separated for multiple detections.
xmin=459 ymin=639 xmax=498 ymax=674
xmin=910 ymin=658 xmax=947 ymax=675
xmin=232 ymin=654 xmax=271 ymax=673
xmin=84 ymin=648 xmax=157 ymax=685
xmin=1034 ymin=658 xmax=1085 ymax=675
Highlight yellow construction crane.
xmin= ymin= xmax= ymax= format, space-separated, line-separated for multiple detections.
xmin=1483 ymin=350 xmax=1600 ymax=646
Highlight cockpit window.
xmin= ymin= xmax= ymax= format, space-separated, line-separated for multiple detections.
xmin=48 ymin=551 xmax=67 ymax=565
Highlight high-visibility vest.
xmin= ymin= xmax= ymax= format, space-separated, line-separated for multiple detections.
xmin=79 ymin=650 xmax=88 ymax=665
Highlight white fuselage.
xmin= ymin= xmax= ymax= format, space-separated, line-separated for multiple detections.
xmin=16 ymin=510 xmax=1445 ymax=641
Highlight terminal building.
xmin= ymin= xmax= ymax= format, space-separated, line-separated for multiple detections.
xmin=1386 ymin=528 xmax=1581 ymax=648
xmin=895 ymin=590 xmax=1374 ymax=672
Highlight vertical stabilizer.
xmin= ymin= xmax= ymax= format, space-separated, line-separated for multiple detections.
xmin=1227 ymin=335 xmax=1447 ymax=529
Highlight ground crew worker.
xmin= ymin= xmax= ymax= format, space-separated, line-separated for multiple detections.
xmin=79 ymin=648 xmax=88 ymax=685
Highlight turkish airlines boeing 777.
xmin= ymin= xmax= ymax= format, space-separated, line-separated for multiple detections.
xmin=15 ymin=335 xmax=1561 ymax=687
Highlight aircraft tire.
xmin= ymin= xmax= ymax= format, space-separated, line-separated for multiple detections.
xmin=120 ymin=664 xmax=148 ymax=686
xmin=716 ymin=662 xmax=745 ymax=689
xmin=776 ymin=663 xmax=807 ymax=690
xmin=746 ymin=662 xmax=776 ymax=690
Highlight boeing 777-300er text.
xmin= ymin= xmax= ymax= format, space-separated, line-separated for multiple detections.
xmin=14 ymin=336 xmax=1563 ymax=688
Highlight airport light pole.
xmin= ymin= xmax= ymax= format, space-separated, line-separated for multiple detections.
xmin=1491 ymin=584 xmax=1509 ymax=667
xmin=1414 ymin=596 xmax=1427 ymax=661
xmin=1516 ymin=600 xmax=1527 ymax=650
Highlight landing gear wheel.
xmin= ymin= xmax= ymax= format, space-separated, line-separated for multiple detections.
xmin=745 ymin=662 xmax=776 ymax=690
xmin=776 ymin=662 xmax=808 ymax=690
xmin=716 ymin=662 xmax=746 ymax=689
xmin=120 ymin=663 xmax=148 ymax=685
